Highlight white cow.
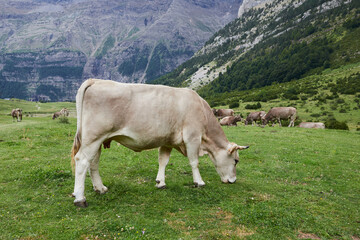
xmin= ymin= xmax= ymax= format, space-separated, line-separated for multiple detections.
xmin=299 ymin=122 xmax=325 ymax=129
xmin=71 ymin=79 xmax=249 ymax=207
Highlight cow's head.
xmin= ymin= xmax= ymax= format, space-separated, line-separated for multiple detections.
xmin=210 ymin=143 xmax=249 ymax=184
xmin=261 ymin=114 xmax=268 ymax=126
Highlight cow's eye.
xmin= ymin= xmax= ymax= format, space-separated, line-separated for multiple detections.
xmin=234 ymin=159 xmax=239 ymax=165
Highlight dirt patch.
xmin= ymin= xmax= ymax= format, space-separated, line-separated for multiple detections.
xmin=166 ymin=208 xmax=255 ymax=238
xmin=298 ymin=231 xmax=321 ymax=239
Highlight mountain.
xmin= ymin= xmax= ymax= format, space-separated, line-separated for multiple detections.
xmin=153 ymin=0 xmax=360 ymax=101
xmin=0 ymin=0 xmax=242 ymax=101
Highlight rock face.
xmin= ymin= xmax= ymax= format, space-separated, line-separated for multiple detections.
xmin=238 ymin=0 xmax=270 ymax=17
xmin=0 ymin=0 xmax=242 ymax=101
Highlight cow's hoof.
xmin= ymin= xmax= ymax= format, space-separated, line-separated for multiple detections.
xmin=194 ymin=182 xmax=206 ymax=188
xmin=156 ymin=180 xmax=166 ymax=189
xmin=74 ymin=200 xmax=88 ymax=208
xmin=94 ymin=186 xmax=108 ymax=194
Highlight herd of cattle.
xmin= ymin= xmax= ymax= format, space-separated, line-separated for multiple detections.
xmin=11 ymin=105 xmax=324 ymax=129
xmin=214 ymin=107 xmax=325 ymax=129
xmin=10 ymin=108 xmax=69 ymax=122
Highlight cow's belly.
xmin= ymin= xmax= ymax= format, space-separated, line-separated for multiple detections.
xmin=109 ymin=127 xmax=183 ymax=152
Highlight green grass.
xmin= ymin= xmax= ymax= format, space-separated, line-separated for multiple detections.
xmin=0 ymin=110 xmax=359 ymax=239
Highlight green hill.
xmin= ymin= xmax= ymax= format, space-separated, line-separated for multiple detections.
xmin=152 ymin=0 xmax=360 ymax=96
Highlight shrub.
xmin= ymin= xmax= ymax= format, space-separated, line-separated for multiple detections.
xmin=229 ymin=101 xmax=240 ymax=109
xmin=310 ymin=113 xmax=321 ymax=118
xmin=325 ymin=117 xmax=349 ymax=130
xmin=339 ymin=109 xmax=347 ymax=113
xmin=58 ymin=116 xmax=69 ymax=124
xmin=245 ymin=102 xmax=262 ymax=109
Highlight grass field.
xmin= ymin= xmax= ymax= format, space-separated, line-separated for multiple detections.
xmin=0 ymin=101 xmax=359 ymax=239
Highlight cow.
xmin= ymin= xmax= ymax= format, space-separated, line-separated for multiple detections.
xmin=53 ymin=108 xmax=69 ymax=119
xmin=52 ymin=112 xmax=61 ymax=120
xmin=60 ymin=108 xmax=69 ymax=117
xmin=70 ymin=79 xmax=249 ymax=207
xmin=11 ymin=108 xmax=22 ymax=122
xmin=244 ymin=111 xmax=266 ymax=126
xmin=212 ymin=108 xmax=234 ymax=119
xmin=299 ymin=122 xmax=325 ymax=129
xmin=262 ymin=107 xmax=297 ymax=127
xmin=220 ymin=115 xmax=243 ymax=126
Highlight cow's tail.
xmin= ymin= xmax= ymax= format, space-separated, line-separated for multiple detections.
xmin=71 ymin=78 xmax=98 ymax=172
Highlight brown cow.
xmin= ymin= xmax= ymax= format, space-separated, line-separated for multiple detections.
xmin=262 ymin=107 xmax=297 ymax=127
xmin=212 ymin=108 xmax=234 ymax=119
xmin=71 ymin=79 xmax=249 ymax=207
xmin=52 ymin=112 xmax=61 ymax=120
xmin=11 ymin=108 xmax=22 ymax=122
xmin=53 ymin=108 xmax=69 ymax=119
xmin=299 ymin=122 xmax=325 ymax=129
xmin=245 ymin=111 xmax=266 ymax=126
xmin=220 ymin=116 xmax=243 ymax=126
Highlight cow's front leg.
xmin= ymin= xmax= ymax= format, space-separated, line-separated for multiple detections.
xmin=186 ymin=141 xmax=205 ymax=187
xmin=278 ymin=118 xmax=282 ymax=127
xmin=155 ymin=146 xmax=172 ymax=189
xmin=89 ymin=147 xmax=108 ymax=194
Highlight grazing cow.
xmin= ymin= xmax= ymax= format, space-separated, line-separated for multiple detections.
xmin=299 ymin=122 xmax=325 ymax=129
xmin=52 ymin=112 xmax=61 ymax=120
xmin=53 ymin=108 xmax=69 ymax=119
xmin=212 ymin=108 xmax=234 ymax=119
xmin=220 ymin=115 xmax=243 ymax=126
xmin=11 ymin=108 xmax=22 ymax=122
xmin=71 ymin=79 xmax=249 ymax=207
xmin=245 ymin=111 xmax=266 ymax=126
xmin=60 ymin=108 xmax=69 ymax=117
xmin=262 ymin=107 xmax=297 ymax=127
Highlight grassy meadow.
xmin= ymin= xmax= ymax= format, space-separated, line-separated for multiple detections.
xmin=0 ymin=100 xmax=359 ymax=239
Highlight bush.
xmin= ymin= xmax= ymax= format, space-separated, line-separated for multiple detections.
xmin=310 ymin=113 xmax=321 ymax=118
xmin=58 ymin=116 xmax=69 ymax=124
xmin=229 ymin=101 xmax=240 ymax=109
xmin=325 ymin=117 xmax=349 ymax=130
xmin=339 ymin=109 xmax=347 ymax=113
xmin=245 ymin=102 xmax=262 ymax=109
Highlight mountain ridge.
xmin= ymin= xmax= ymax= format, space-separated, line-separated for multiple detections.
xmin=0 ymin=0 xmax=242 ymax=100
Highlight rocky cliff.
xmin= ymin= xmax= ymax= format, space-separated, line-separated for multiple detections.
xmin=0 ymin=0 xmax=242 ymax=100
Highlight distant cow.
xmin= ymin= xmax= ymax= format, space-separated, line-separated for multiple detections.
xmin=245 ymin=111 xmax=266 ymax=126
xmin=262 ymin=107 xmax=297 ymax=127
xmin=52 ymin=112 xmax=61 ymax=120
xmin=11 ymin=108 xmax=22 ymax=122
xmin=71 ymin=79 xmax=249 ymax=207
xmin=53 ymin=108 xmax=69 ymax=119
xmin=60 ymin=108 xmax=69 ymax=117
xmin=220 ymin=116 xmax=243 ymax=126
xmin=212 ymin=109 xmax=234 ymax=119
xmin=299 ymin=122 xmax=325 ymax=129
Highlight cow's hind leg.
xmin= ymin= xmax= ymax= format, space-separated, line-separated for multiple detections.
xmin=89 ymin=147 xmax=108 ymax=194
xmin=155 ymin=146 xmax=172 ymax=189
xmin=73 ymin=141 xmax=102 ymax=207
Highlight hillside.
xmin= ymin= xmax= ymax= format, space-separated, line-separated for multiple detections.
xmin=0 ymin=0 xmax=241 ymax=101
xmin=152 ymin=0 xmax=360 ymax=96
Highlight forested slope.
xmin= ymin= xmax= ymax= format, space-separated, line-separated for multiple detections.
xmin=152 ymin=0 xmax=360 ymax=99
